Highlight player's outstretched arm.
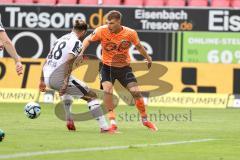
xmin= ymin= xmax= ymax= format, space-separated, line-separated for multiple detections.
xmin=81 ymin=34 xmax=92 ymax=55
xmin=0 ymin=31 xmax=23 ymax=75
xmin=135 ymin=43 xmax=152 ymax=69
xmin=59 ymin=53 xmax=76 ymax=96
xmin=75 ymin=35 xmax=92 ymax=64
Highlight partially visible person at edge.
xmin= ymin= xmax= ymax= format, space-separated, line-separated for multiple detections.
xmin=0 ymin=16 xmax=23 ymax=75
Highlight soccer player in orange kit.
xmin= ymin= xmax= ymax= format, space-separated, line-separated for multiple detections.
xmin=77 ymin=10 xmax=158 ymax=132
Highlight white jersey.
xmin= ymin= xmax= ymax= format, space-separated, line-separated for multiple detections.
xmin=0 ymin=15 xmax=5 ymax=31
xmin=43 ymin=32 xmax=82 ymax=86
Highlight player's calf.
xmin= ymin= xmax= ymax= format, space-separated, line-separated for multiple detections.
xmin=61 ymin=95 xmax=76 ymax=131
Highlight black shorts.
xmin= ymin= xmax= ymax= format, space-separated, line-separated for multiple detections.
xmin=99 ymin=63 xmax=137 ymax=88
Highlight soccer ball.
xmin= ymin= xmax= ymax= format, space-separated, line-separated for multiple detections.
xmin=24 ymin=102 xmax=41 ymax=119
xmin=0 ymin=129 xmax=5 ymax=142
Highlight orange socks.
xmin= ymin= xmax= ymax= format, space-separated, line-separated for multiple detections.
xmin=108 ymin=111 xmax=116 ymax=120
xmin=105 ymin=94 xmax=147 ymax=120
xmin=135 ymin=98 xmax=147 ymax=118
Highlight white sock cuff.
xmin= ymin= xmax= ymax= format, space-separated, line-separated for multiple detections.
xmin=61 ymin=94 xmax=73 ymax=101
xmin=88 ymin=99 xmax=100 ymax=108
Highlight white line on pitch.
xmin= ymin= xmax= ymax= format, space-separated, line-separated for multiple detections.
xmin=0 ymin=139 xmax=217 ymax=159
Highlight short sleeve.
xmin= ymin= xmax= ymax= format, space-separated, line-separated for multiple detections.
xmin=130 ymin=30 xmax=140 ymax=46
xmin=90 ymin=27 xmax=102 ymax=41
xmin=0 ymin=19 xmax=5 ymax=32
xmin=69 ymin=40 xmax=82 ymax=57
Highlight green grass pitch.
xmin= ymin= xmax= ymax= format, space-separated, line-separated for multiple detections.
xmin=0 ymin=103 xmax=240 ymax=160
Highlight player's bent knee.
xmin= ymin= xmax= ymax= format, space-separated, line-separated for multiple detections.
xmin=103 ymin=86 xmax=113 ymax=94
xmin=129 ymin=88 xmax=142 ymax=99
xmin=102 ymin=82 xmax=113 ymax=93
xmin=61 ymin=94 xmax=73 ymax=101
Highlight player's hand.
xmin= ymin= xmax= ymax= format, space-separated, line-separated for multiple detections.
xmin=59 ymin=84 xmax=68 ymax=96
xmin=145 ymin=56 xmax=152 ymax=69
xmin=75 ymin=54 xmax=84 ymax=66
xmin=39 ymin=81 xmax=46 ymax=92
xmin=16 ymin=61 xmax=23 ymax=75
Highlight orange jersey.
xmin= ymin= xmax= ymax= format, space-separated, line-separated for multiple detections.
xmin=90 ymin=25 xmax=140 ymax=67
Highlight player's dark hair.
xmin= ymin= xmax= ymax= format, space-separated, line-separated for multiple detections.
xmin=106 ymin=10 xmax=122 ymax=21
xmin=73 ymin=19 xmax=88 ymax=31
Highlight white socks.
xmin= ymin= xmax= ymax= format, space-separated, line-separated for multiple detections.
xmin=63 ymin=100 xmax=72 ymax=120
xmin=88 ymin=99 xmax=109 ymax=130
xmin=62 ymin=95 xmax=109 ymax=130
xmin=61 ymin=95 xmax=73 ymax=120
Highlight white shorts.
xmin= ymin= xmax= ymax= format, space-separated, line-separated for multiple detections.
xmin=44 ymin=68 xmax=89 ymax=98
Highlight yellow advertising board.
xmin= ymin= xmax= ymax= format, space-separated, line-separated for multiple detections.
xmin=148 ymin=93 xmax=228 ymax=108
xmin=0 ymin=88 xmax=39 ymax=103
xmin=0 ymin=88 xmax=229 ymax=109
xmin=0 ymin=58 xmax=45 ymax=88
xmin=1 ymin=58 xmax=240 ymax=95
xmin=159 ymin=62 xmax=240 ymax=94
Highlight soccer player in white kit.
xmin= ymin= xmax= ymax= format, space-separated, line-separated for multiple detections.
xmin=0 ymin=15 xmax=23 ymax=75
xmin=39 ymin=19 xmax=111 ymax=133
